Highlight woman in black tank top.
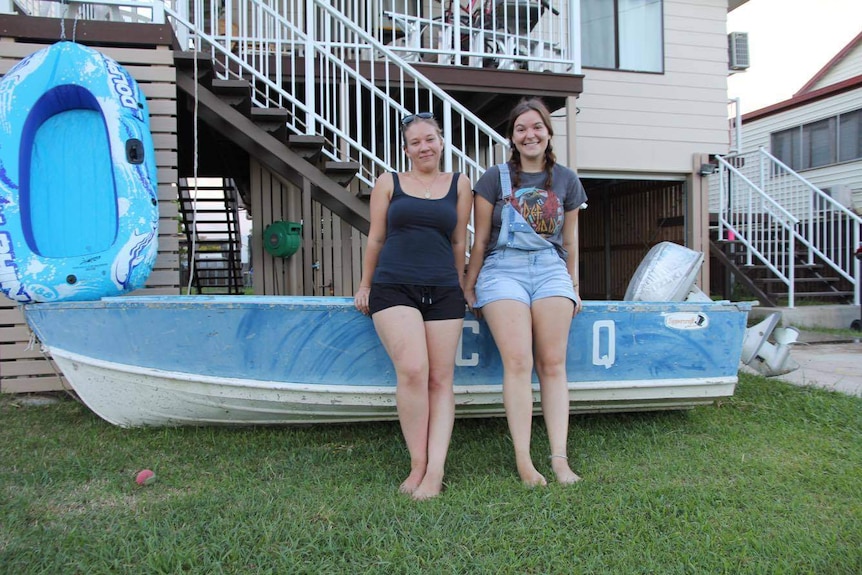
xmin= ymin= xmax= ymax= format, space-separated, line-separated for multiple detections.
xmin=354 ymin=113 xmax=473 ymax=500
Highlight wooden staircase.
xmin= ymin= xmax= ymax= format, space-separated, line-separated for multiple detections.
xmin=173 ymin=51 xmax=371 ymax=238
xmin=710 ymin=235 xmax=855 ymax=306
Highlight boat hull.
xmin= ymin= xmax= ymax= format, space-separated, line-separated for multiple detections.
xmin=24 ymin=295 xmax=750 ymax=427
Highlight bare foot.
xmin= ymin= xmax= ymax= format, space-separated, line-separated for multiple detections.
xmin=550 ymin=457 xmax=581 ymax=484
xmin=412 ymin=472 xmax=444 ymax=501
xmin=516 ymin=461 xmax=547 ymax=487
xmin=399 ymin=468 xmax=425 ymax=495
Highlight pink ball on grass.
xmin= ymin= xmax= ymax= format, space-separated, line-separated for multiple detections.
xmin=135 ymin=469 xmax=156 ymax=486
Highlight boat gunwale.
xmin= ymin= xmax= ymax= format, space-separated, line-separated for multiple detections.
xmin=24 ymin=295 xmax=754 ymax=313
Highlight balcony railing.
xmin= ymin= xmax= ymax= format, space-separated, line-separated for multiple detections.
xmin=6 ymin=0 xmax=580 ymax=75
xmin=362 ymin=0 xmax=577 ymax=73
xmin=5 ymin=0 xmax=163 ymax=23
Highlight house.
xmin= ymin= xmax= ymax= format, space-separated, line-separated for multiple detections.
xmin=737 ymin=31 xmax=862 ymax=214
xmin=709 ymin=30 xmax=862 ymax=308
xmin=0 ymin=0 xmax=748 ymax=392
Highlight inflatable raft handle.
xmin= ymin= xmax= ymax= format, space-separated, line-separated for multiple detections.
xmin=126 ymin=138 xmax=145 ymax=164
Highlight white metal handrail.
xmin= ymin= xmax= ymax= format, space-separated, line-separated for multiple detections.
xmin=716 ymin=155 xmax=798 ymax=300
xmin=164 ymin=0 xmax=509 ymax=192
xmin=756 ymin=147 xmax=862 ymax=284
xmin=715 ymin=152 xmax=860 ymax=306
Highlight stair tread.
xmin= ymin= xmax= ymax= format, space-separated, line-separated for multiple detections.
xmin=288 ymin=135 xmax=325 ymax=161
xmin=288 ymin=135 xmax=326 ymax=145
xmin=251 ymin=108 xmax=290 ymax=120
xmin=323 ymin=161 xmax=361 ymax=171
xmin=766 ymin=291 xmax=855 ymax=297
xmin=211 ymin=79 xmax=252 ymax=92
xmin=321 ymin=161 xmax=360 ymax=187
xmin=209 ymin=79 xmax=252 ymax=114
xmin=174 ymin=51 xmax=214 ymax=70
xmin=740 ymin=263 xmax=824 ymax=270
xmin=759 ymin=277 xmax=840 ymax=283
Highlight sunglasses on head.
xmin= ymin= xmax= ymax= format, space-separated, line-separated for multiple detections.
xmin=401 ymin=112 xmax=435 ymax=126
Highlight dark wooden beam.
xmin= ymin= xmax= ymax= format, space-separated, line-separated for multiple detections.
xmin=0 ymin=14 xmax=175 ymax=48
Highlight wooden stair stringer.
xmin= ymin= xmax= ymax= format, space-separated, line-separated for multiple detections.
xmin=709 ymin=239 xmax=776 ymax=306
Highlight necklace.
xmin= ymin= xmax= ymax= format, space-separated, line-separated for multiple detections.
xmin=410 ymin=171 xmax=441 ymax=199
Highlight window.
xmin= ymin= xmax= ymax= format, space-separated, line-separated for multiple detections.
xmin=581 ymin=0 xmax=663 ymax=72
xmin=839 ymin=109 xmax=862 ymax=163
xmin=770 ymin=108 xmax=862 ymax=170
xmin=801 ymin=117 xmax=836 ymax=170
xmin=771 ymin=127 xmax=800 ymax=170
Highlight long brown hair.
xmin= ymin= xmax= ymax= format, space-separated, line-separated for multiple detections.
xmin=505 ymin=98 xmax=556 ymax=190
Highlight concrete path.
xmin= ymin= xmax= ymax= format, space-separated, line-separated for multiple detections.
xmin=773 ymin=340 xmax=862 ymax=397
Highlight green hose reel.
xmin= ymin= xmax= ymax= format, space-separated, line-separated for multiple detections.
xmin=263 ymin=221 xmax=302 ymax=258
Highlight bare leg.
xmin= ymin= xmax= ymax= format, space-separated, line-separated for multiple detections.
xmin=411 ymin=317 xmax=463 ymax=500
xmin=533 ymin=297 xmax=581 ymax=484
xmin=482 ymin=300 xmax=546 ymax=487
xmin=373 ymin=306 xmax=431 ymax=494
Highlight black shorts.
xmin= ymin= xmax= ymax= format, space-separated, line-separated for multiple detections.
xmin=369 ymin=283 xmax=466 ymax=321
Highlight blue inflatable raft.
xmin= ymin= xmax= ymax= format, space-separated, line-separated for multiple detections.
xmin=0 ymin=41 xmax=158 ymax=303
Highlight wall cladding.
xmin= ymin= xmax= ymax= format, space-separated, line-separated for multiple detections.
xmin=250 ymin=160 xmax=366 ymax=297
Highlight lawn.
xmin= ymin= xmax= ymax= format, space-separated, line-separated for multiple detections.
xmin=1 ymin=373 xmax=859 ymax=574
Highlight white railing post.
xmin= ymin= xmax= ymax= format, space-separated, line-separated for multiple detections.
xmin=152 ymin=0 xmax=164 ymax=24
xmin=0 ymin=0 xmax=13 ymax=15
xmin=758 ymin=147 xmax=766 ymax=193
xmin=442 ymin=101 xmax=453 ymax=172
xmin=746 ymin=171 xmax=753 ymax=266
xmin=788 ymin=234 xmax=795 ymax=308
xmin=733 ymin=97 xmax=742 ymax=153
xmin=718 ymin=165 xmax=726 ymax=240
xmin=305 ymin=0 xmax=317 ymax=134
xmin=570 ymin=0 xmax=581 ymax=74
xmin=854 ymin=225 xmax=861 ymax=306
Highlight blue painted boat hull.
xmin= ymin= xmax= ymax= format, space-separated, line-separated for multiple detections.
xmin=24 ymin=296 xmax=751 ymax=427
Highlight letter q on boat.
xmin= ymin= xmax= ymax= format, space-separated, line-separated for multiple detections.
xmin=0 ymin=41 xmax=158 ymax=303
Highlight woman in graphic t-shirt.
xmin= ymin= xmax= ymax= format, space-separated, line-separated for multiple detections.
xmin=464 ymin=98 xmax=587 ymax=487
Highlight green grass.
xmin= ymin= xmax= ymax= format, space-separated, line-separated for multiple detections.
xmin=1 ymin=375 xmax=860 ymax=574
xmin=796 ymin=325 xmax=862 ymax=339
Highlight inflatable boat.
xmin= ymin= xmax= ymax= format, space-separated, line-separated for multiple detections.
xmin=0 ymin=41 xmax=158 ymax=303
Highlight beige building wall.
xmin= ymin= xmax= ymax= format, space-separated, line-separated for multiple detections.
xmin=555 ymin=0 xmax=732 ymax=176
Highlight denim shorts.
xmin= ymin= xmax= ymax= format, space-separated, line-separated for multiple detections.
xmin=474 ymin=247 xmax=576 ymax=308
xmin=369 ymin=283 xmax=466 ymax=321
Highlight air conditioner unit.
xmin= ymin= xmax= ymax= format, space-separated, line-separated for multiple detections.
xmin=728 ymin=32 xmax=750 ymax=71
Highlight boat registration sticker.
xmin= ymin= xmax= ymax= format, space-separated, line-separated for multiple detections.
xmin=663 ymin=312 xmax=709 ymax=330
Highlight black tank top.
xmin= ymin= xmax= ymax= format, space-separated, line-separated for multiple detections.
xmin=372 ymin=172 xmax=461 ymax=286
